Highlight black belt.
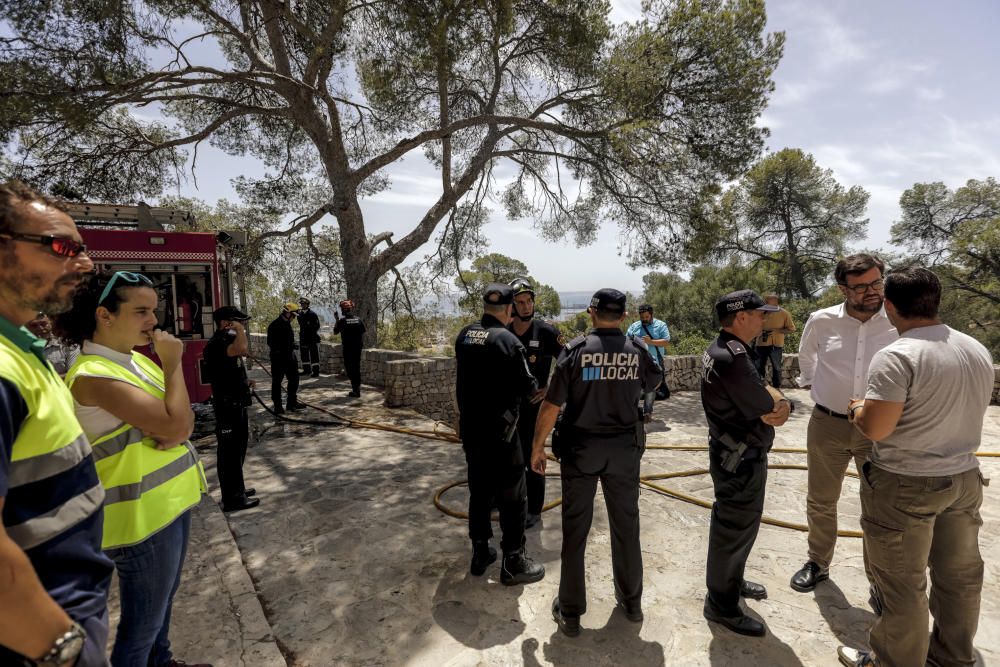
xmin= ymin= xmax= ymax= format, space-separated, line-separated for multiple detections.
xmin=815 ymin=403 xmax=849 ymax=420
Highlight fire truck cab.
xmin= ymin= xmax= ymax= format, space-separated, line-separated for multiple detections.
xmin=66 ymin=202 xmax=245 ymax=403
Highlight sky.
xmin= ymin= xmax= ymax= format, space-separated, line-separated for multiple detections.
xmin=150 ymin=0 xmax=1000 ymax=294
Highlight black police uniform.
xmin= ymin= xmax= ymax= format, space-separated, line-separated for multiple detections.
xmin=298 ymin=306 xmax=322 ymax=377
xmin=548 ymin=294 xmax=662 ymax=619
xmin=509 ymin=318 xmax=563 ymax=518
xmin=203 ymin=325 xmax=253 ymax=505
xmin=266 ymin=314 xmax=299 ymax=411
xmin=455 ymin=315 xmax=537 ymax=559
xmin=701 ymin=328 xmax=778 ymax=619
xmin=334 ymin=312 xmax=366 ymax=396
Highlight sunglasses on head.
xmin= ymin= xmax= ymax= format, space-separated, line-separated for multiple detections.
xmin=98 ymin=271 xmax=154 ymax=305
xmin=1 ymin=232 xmax=88 ymax=258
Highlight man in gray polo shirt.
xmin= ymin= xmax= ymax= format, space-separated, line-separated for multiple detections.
xmin=836 ymin=267 xmax=994 ymax=667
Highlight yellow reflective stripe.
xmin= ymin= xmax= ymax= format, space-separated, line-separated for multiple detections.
xmin=103 ymin=449 xmax=200 ymax=505
xmin=7 ymin=433 xmax=92 ymax=488
xmin=5 ymin=483 xmax=106 ymax=550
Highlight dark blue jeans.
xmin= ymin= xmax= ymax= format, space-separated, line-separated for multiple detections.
xmin=754 ymin=345 xmax=783 ymax=388
xmin=105 ymin=512 xmax=191 ymax=667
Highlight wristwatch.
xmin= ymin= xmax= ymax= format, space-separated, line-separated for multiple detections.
xmin=848 ymin=402 xmax=864 ymax=422
xmin=35 ymin=622 xmax=86 ymax=667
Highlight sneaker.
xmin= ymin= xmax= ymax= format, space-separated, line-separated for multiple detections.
xmin=837 ymin=646 xmax=876 ymax=666
xmin=790 ymin=560 xmax=829 ymax=592
xmin=500 ymin=549 xmax=545 ymax=586
xmin=470 ymin=540 xmax=497 ymax=576
xmin=551 ymin=598 xmax=581 ymax=637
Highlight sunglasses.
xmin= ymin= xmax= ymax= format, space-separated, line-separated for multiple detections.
xmin=1 ymin=232 xmax=88 ymax=258
xmin=98 ymin=271 xmax=154 ymax=305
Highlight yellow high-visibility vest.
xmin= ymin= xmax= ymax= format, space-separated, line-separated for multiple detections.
xmin=0 ymin=326 xmax=104 ymax=550
xmin=66 ymin=351 xmax=206 ymax=549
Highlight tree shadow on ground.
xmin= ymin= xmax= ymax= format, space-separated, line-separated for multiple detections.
xmin=707 ymin=603 xmax=805 ymax=667
xmin=431 ymin=558 xmax=528 ymax=650
xmin=814 ymin=578 xmax=876 ymax=650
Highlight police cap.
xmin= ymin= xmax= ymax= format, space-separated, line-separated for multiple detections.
xmin=714 ymin=289 xmax=779 ymax=320
xmin=213 ymin=305 xmax=250 ymax=323
xmin=589 ymin=288 xmax=627 ymax=314
xmin=483 ymin=282 xmax=514 ymax=305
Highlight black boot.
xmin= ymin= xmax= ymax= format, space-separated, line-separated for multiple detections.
xmin=470 ymin=540 xmax=497 ymax=576
xmin=500 ymin=548 xmax=544 ymax=586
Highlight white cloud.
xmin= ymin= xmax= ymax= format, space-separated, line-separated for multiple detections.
xmin=916 ymin=87 xmax=944 ymax=102
xmin=812 ymin=145 xmax=870 ymax=184
xmin=770 ymin=80 xmax=825 ymax=108
xmin=756 ymin=112 xmax=784 ymax=131
xmin=609 ymin=0 xmax=643 ymax=24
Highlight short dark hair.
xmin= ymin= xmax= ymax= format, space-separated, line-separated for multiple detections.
xmin=835 ymin=253 xmax=885 ymax=285
xmin=884 ymin=266 xmax=941 ymax=319
xmin=638 ymin=304 xmax=653 ymax=314
xmin=591 ymin=306 xmax=624 ymax=322
xmin=719 ymin=312 xmax=737 ymax=327
xmin=0 ymin=180 xmax=65 ymax=236
xmin=483 ymin=302 xmax=509 ymax=316
xmin=51 ymin=271 xmax=151 ymax=346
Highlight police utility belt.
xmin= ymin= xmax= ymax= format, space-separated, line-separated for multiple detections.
xmin=551 ymin=408 xmax=646 ymax=460
xmin=711 ymin=432 xmax=764 ymax=473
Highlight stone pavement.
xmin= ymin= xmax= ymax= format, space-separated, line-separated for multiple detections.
xmin=154 ymin=374 xmax=999 ymax=666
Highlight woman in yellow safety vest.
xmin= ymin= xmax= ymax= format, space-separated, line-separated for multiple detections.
xmin=53 ymin=271 xmax=208 ymax=667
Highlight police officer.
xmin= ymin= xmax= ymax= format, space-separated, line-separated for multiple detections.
xmin=297 ymin=297 xmax=322 ymax=378
xmin=531 ymin=288 xmax=662 ymax=637
xmin=267 ymin=302 xmax=305 ymax=414
xmin=333 ymin=299 xmax=365 ymax=397
xmin=507 ymin=277 xmax=563 ymax=529
xmin=455 ymin=283 xmax=545 ymax=585
xmin=203 ymin=305 xmax=260 ymax=512
xmin=701 ymin=289 xmax=792 ymax=637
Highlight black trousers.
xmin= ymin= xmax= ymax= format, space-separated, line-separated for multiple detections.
xmin=754 ymin=345 xmax=783 ymax=388
xmin=463 ymin=435 xmax=526 ymax=554
xmin=706 ymin=446 xmax=768 ymax=616
xmin=300 ymin=342 xmax=320 ymax=373
xmin=214 ymin=399 xmax=249 ymax=503
xmin=517 ymin=400 xmax=546 ymax=515
xmin=343 ymin=346 xmax=362 ymax=393
xmin=270 ymin=356 xmax=299 ymax=408
xmin=559 ymin=435 xmax=642 ymax=617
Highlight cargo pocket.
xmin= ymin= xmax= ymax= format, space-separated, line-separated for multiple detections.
xmin=860 ymin=516 xmax=905 ymax=574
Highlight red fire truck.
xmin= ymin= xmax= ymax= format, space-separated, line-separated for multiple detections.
xmin=65 ymin=202 xmax=246 ymax=403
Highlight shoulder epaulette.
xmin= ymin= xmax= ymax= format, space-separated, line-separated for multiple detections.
xmin=726 ymin=340 xmax=747 ymax=357
xmin=565 ymin=335 xmax=586 ymax=350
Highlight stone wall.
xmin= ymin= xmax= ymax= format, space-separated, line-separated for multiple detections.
xmin=249 ymin=335 xmax=1000 ymax=416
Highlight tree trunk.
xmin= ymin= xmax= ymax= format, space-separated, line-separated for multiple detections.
xmin=336 ymin=203 xmax=380 ymax=347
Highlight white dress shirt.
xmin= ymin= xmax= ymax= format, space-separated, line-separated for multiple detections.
xmin=796 ymin=303 xmax=898 ymax=412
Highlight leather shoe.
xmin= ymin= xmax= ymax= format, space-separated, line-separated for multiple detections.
xmin=703 ymin=597 xmax=765 ymax=637
xmin=615 ymin=592 xmax=643 ymax=623
xmin=790 ymin=560 xmax=829 ymax=592
xmin=244 ymin=488 xmax=256 ymax=497
xmin=551 ymin=598 xmax=580 ymax=637
xmin=740 ymin=580 xmax=767 ymax=600
xmin=287 ymin=402 xmax=307 ymax=411
xmin=222 ymin=496 xmax=260 ymax=513
xmin=273 ymin=406 xmax=285 ymax=416
xmin=838 ymin=646 xmax=876 ymax=666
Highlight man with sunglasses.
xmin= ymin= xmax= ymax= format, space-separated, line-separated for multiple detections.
xmin=0 ymin=181 xmax=114 ymax=666
xmin=790 ymin=254 xmax=897 ymax=602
